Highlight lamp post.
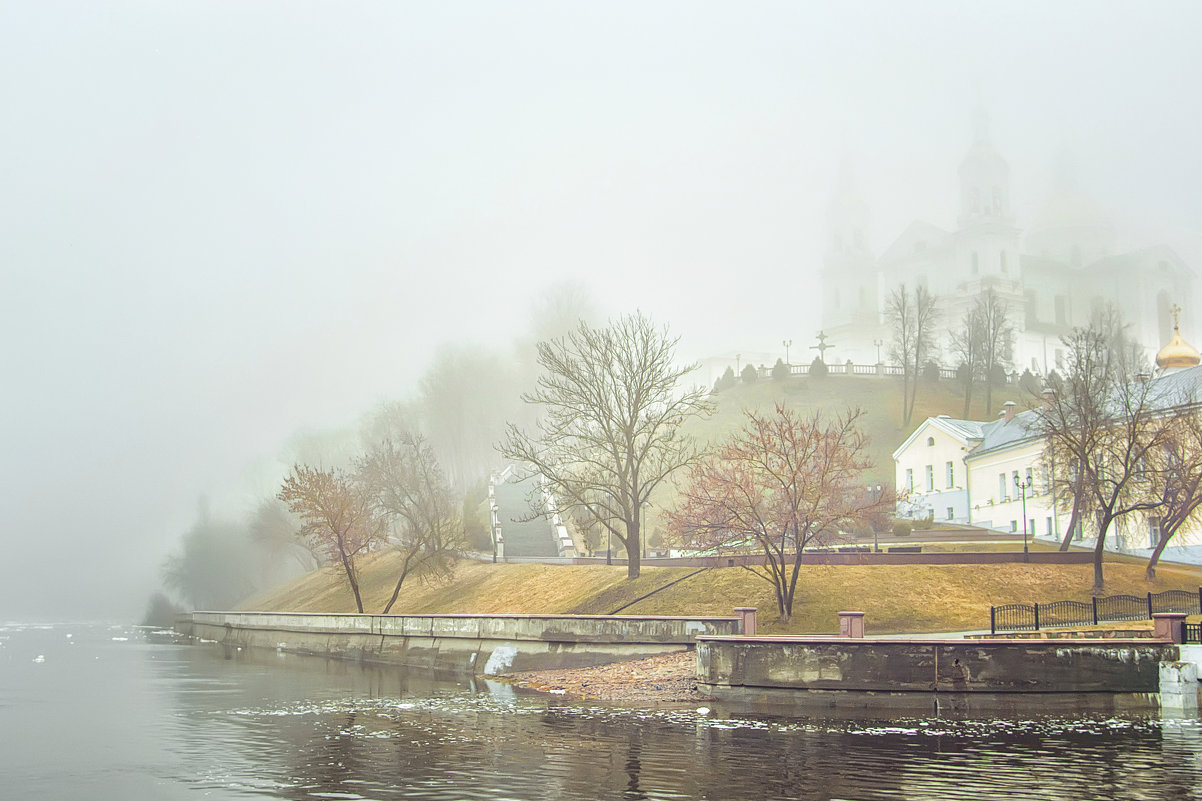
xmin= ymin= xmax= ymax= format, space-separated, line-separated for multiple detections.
xmin=867 ymin=484 xmax=883 ymax=552
xmin=873 ymin=339 xmax=883 ymax=365
xmin=782 ymin=339 xmax=792 ymax=366
xmin=1014 ymin=473 xmax=1032 ymax=556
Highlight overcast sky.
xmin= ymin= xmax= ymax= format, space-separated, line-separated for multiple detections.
xmin=2 ymin=1 xmax=1200 ymax=620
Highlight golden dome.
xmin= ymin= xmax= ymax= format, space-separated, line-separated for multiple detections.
xmin=1156 ymin=325 xmax=1201 ymax=370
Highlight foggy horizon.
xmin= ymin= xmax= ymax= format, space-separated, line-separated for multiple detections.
xmin=3 ymin=1 xmax=1200 ymax=620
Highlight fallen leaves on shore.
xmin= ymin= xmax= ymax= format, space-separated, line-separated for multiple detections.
xmin=499 ymin=650 xmax=711 ymax=704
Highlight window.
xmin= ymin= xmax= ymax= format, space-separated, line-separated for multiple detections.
xmin=1046 ymin=516 xmax=1053 ymax=535
xmin=1149 ymin=518 xmax=1161 ymax=549
xmin=946 ymin=507 xmax=955 ymax=521
xmin=927 ymin=436 xmax=935 ymax=446
xmin=905 ymin=468 xmax=914 ymax=492
xmin=1011 ymin=520 xmax=1018 ymax=533
xmin=1029 ymin=518 xmax=1035 ymax=535
xmin=1025 ymin=467 xmax=1033 ymax=488
xmin=946 ymin=461 xmax=955 ymax=489
xmin=1012 ymin=470 xmax=1021 ymax=495
xmin=999 ymin=473 xmax=1008 ymax=502
xmin=925 ymin=465 xmax=934 ymax=492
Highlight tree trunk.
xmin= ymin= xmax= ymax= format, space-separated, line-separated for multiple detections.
xmin=961 ymin=379 xmax=973 ymax=419
xmin=381 ymin=552 xmax=416 ymax=614
xmin=1092 ymin=515 xmax=1113 ymax=592
xmin=1059 ymin=493 xmax=1082 ymax=552
xmin=338 ymin=551 xmax=365 ymax=613
xmin=984 ymin=374 xmax=993 ymax=420
xmin=626 ymin=519 xmax=641 ymax=579
xmin=1146 ymin=531 xmax=1174 ymax=581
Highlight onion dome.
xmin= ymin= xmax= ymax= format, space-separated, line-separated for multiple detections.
xmin=1156 ymin=323 xmax=1200 ymax=370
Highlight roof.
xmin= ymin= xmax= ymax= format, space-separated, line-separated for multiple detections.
xmin=965 ymin=411 xmax=1042 ymax=461
xmin=891 ymin=415 xmax=985 ymax=460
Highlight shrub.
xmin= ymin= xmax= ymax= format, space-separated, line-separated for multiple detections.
xmin=891 ymin=520 xmax=913 ymax=537
xmin=772 ymin=358 xmax=789 ymax=381
xmin=741 ymin=363 xmax=759 ymax=384
xmin=809 ymin=356 xmax=828 ymax=377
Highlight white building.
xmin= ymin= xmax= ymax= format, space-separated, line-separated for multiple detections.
xmin=823 ymin=110 xmax=1193 ymax=389
xmin=892 ymin=327 xmax=1202 ymax=553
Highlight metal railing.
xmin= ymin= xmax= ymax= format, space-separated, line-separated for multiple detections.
xmin=990 ymin=588 xmax=1202 ymax=634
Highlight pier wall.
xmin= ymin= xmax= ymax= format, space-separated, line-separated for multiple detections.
xmin=181 ymin=611 xmax=740 ymax=674
xmin=696 ymin=635 xmax=1180 ymax=710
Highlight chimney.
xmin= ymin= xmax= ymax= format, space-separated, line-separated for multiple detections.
xmin=1003 ymin=401 xmax=1017 ymax=423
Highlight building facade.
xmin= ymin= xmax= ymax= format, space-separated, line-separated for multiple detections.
xmin=823 ymin=111 xmax=1194 ymax=393
xmin=893 ymin=334 xmax=1202 ymax=553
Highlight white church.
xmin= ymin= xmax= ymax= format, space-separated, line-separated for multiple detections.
xmin=820 ymin=111 xmax=1194 ymax=374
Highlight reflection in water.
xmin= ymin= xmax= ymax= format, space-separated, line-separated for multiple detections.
xmin=3 ymin=624 xmax=1202 ymax=800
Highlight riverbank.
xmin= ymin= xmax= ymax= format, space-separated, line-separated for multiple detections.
xmin=500 ymin=651 xmax=710 ymax=705
xmin=239 ymin=554 xmax=1202 ymax=635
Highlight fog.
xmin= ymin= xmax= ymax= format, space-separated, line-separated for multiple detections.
xmin=2 ymin=1 xmax=1199 ymax=620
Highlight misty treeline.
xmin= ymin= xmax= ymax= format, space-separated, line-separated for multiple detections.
xmin=155 ymin=283 xmax=601 ymax=613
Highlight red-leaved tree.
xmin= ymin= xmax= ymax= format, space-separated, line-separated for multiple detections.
xmin=278 ymin=464 xmax=382 ymax=613
xmin=667 ymin=404 xmax=890 ymax=622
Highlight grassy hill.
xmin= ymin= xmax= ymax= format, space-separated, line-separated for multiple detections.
xmin=693 ymin=374 xmax=1026 ymax=490
xmin=239 ymin=551 xmax=1202 ymax=635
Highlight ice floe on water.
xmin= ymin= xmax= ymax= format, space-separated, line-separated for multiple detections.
xmin=33 ymin=654 xmax=44 ymax=663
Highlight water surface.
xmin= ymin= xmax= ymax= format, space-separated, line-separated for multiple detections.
xmin=2 ymin=623 xmax=1200 ymax=800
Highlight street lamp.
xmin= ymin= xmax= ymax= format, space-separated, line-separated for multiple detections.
xmin=782 ymin=339 xmax=792 ymax=366
xmin=1013 ymin=473 xmax=1032 ymax=556
xmin=867 ymin=484 xmax=883 ymax=552
xmin=873 ymin=339 xmax=883 ymax=365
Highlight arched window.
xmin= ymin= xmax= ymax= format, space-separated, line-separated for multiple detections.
xmin=927 ymin=436 xmax=935 ymax=447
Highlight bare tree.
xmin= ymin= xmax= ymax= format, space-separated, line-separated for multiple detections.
xmin=886 ymin=284 xmax=940 ymax=426
xmin=500 ymin=312 xmax=712 ymax=579
xmin=976 ymin=289 xmax=1015 ymax=416
xmin=949 ymin=305 xmax=984 ymax=418
xmin=667 ymin=405 xmax=890 ymax=622
xmin=359 ymin=431 xmax=465 ymax=614
xmin=278 ymin=464 xmax=382 ymax=613
xmin=1037 ymin=312 xmax=1171 ymax=590
xmin=1143 ymin=399 xmax=1202 ymax=579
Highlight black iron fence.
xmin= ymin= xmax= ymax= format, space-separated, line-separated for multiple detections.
xmin=990 ymin=588 xmax=1202 ymax=634
xmin=1185 ymin=623 xmax=1202 ymax=644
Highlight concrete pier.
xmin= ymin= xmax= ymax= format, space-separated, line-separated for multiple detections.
xmin=181 ymin=611 xmax=741 ymax=674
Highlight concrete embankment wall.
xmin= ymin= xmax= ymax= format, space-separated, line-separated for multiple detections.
xmin=182 ymin=612 xmax=740 ymax=674
xmin=696 ymin=636 xmax=1179 ymax=711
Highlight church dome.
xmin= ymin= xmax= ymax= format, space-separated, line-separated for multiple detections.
xmin=1156 ymin=325 xmax=1201 ymax=370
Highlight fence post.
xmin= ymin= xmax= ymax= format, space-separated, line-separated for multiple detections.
xmin=1092 ymin=596 xmax=1098 ymax=626
xmin=1198 ymin=587 xmax=1201 ymax=615
xmin=1147 ymin=592 xmax=1154 ymax=619
xmin=990 ymin=606 xmax=996 ymax=635
xmin=1034 ymin=602 xmax=1040 ymax=631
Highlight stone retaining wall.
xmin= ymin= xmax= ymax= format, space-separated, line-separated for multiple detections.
xmin=696 ymin=635 xmax=1179 ymax=710
xmin=182 ymin=612 xmax=741 ymax=674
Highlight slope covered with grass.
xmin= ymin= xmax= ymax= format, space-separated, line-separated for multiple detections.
xmin=239 ymin=552 xmax=1202 ymax=635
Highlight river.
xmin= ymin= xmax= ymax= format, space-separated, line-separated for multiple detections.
xmin=2 ymin=622 xmax=1201 ymax=800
